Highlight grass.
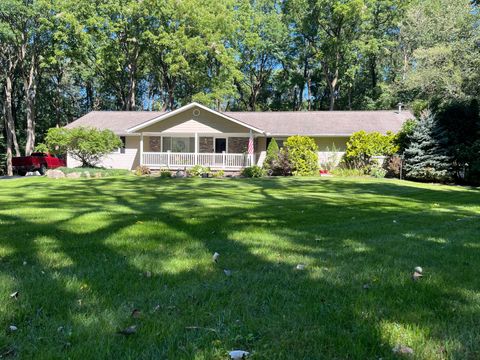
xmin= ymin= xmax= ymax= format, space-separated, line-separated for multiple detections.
xmin=0 ymin=176 xmax=479 ymax=359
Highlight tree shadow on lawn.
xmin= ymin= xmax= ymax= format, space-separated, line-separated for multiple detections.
xmin=0 ymin=177 xmax=479 ymax=359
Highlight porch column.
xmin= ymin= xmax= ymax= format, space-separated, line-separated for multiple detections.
xmin=248 ymin=130 xmax=254 ymax=166
xmin=140 ymin=133 xmax=144 ymax=165
xmin=194 ymin=132 xmax=198 ymax=164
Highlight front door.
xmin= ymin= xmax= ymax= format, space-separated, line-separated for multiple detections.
xmin=215 ymin=138 xmax=226 ymax=153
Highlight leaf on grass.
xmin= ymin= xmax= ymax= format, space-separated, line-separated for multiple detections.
xmin=224 ymin=269 xmax=232 ymax=277
xmin=213 ymin=252 xmax=220 ymax=262
xmin=10 ymin=291 xmax=19 ymax=300
xmin=296 ymin=264 xmax=306 ymax=270
xmin=131 ymin=309 xmax=141 ymax=318
xmin=117 ymin=325 xmax=137 ymax=336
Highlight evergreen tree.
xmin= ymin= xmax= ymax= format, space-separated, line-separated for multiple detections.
xmin=404 ymin=110 xmax=451 ymax=181
xmin=263 ymin=138 xmax=280 ymax=172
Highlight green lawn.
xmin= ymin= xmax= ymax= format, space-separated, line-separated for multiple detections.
xmin=0 ymin=176 xmax=479 ymax=359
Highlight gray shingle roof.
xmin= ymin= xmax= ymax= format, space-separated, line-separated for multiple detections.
xmin=66 ymin=109 xmax=413 ymax=136
xmin=224 ymin=110 xmax=413 ymax=136
xmin=65 ymin=111 xmax=165 ymax=134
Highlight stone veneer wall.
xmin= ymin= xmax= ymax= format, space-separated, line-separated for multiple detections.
xmin=149 ymin=137 xmax=161 ymax=152
xmin=228 ymin=137 xmax=248 ymax=153
xmin=199 ymin=137 xmax=214 ymax=153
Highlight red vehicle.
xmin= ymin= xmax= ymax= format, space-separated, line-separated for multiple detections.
xmin=12 ymin=152 xmax=66 ymax=176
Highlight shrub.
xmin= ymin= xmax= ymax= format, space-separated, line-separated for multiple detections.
xmin=283 ymin=136 xmax=319 ymax=176
xmin=241 ymin=165 xmax=265 ymax=178
xmin=213 ymin=170 xmax=225 ymax=178
xmin=160 ymin=170 xmax=172 ymax=178
xmin=344 ymin=130 xmax=398 ymax=169
xmin=45 ymin=127 xmax=122 ymax=167
xmin=263 ymin=138 xmax=280 ymax=172
xmin=188 ymin=165 xmax=210 ymax=177
xmin=135 ymin=165 xmax=151 ymax=176
xmin=369 ymin=166 xmax=387 ymax=178
xmin=384 ymin=155 xmax=403 ymax=178
xmin=269 ymin=148 xmax=293 ymax=176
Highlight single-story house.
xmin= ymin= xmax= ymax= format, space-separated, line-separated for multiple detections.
xmin=65 ymin=102 xmax=413 ymax=171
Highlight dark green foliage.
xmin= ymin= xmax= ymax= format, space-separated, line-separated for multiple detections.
xmin=241 ymin=165 xmax=265 ymax=178
xmin=434 ymin=100 xmax=480 ymax=181
xmin=395 ymin=119 xmax=418 ymax=152
xmin=283 ymin=136 xmax=319 ymax=176
xmin=404 ymin=111 xmax=451 ymax=181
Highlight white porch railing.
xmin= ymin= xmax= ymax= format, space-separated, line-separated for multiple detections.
xmin=142 ymin=151 xmax=254 ymax=169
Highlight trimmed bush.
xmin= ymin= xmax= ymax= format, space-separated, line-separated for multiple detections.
xmin=187 ymin=165 xmax=211 ymax=177
xmin=283 ymin=136 xmax=319 ymax=176
xmin=344 ymin=130 xmax=398 ymax=169
xmin=263 ymin=138 xmax=280 ymax=172
xmin=241 ymin=166 xmax=265 ymax=178
xmin=160 ymin=170 xmax=172 ymax=178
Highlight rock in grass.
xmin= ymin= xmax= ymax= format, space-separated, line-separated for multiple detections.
xmin=392 ymin=344 xmax=414 ymax=355
xmin=117 ymin=325 xmax=137 ymax=336
xmin=213 ymin=252 xmax=220 ymax=263
xmin=412 ymin=271 xmax=423 ymax=281
xmin=223 ymin=269 xmax=232 ymax=277
xmin=414 ymin=266 xmax=423 ymax=274
xmin=229 ymin=350 xmax=250 ymax=359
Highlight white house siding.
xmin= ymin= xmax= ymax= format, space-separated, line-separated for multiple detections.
xmin=139 ymin=106 xmax=251 ymax=134
xmin=67 ymin=135 xmax=139 ymax=170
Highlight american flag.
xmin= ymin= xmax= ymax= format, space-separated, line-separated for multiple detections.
xmin=247 ymin=136 xmax=254 ymax=154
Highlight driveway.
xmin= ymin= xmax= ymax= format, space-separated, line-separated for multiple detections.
xmin=0 ymin=176 xmax=23 ymax=180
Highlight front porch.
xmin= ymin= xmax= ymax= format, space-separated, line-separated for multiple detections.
xmin=142 ymin=151 xmax=255 ymax=170
xmin=138 ymin=132 xmax=264 ymax=170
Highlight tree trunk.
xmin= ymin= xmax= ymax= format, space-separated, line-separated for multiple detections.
xmin=24 ymin=58 xmax=37 ymax=156
xmin=370 ymin=55 xmax=377 ymax=90
xmin=323 ymin=62 xmax=339 ymax=111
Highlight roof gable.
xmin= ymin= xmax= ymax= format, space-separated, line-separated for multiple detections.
xmin=127 ymin=102 xmax=264 ymax=134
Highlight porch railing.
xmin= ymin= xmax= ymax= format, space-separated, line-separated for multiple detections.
xmin=142 ymin=151 xmax=254 ymax=169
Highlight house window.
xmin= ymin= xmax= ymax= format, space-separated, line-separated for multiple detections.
xmin=161 ymin=136 xmax=195 ymax=153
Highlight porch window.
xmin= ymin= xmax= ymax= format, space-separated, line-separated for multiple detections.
xmin=161 ymin=136 xmax=195 ymax=153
